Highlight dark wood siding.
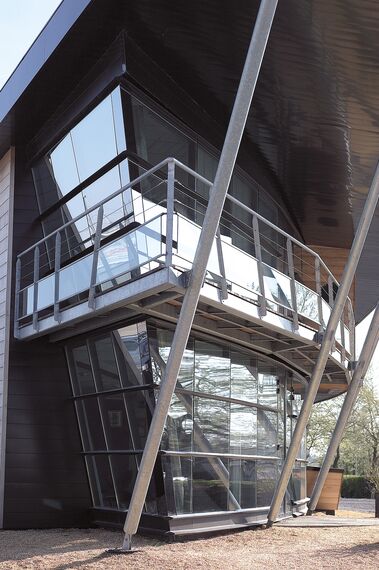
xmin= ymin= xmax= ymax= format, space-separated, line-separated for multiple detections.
xmin=3 ymin=147 xmax=91 ymax=529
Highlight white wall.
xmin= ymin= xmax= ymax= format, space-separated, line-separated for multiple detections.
xmin=0 ymin=148 xmax=15 ymax=528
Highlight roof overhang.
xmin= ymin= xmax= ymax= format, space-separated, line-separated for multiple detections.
xmin=1 ymin=0 xmax=379 ymax=322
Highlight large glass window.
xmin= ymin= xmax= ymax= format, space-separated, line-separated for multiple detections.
xmin=148 ymin=324 xmax=294 ymax=516
xmin=67 ymin=320 xmax=306 ymax=519
xmin=67 ymin=322 xmax=162 ymax=514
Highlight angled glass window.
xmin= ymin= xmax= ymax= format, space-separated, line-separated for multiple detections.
xmin=49 ymin=88 xmax=126 ymax=197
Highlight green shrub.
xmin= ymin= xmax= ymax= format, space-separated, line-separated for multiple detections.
xmin=341 ymin=475 xmax=372 ymax=498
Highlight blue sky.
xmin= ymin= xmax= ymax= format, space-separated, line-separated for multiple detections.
xmin=0 ymin=0 xmax=62 ymax=88
xmin=0 ymin=0 xmax=377 ymax=382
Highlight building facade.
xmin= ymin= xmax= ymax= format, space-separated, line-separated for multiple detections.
xmin=0 ymin=0 xmax=378 ymax=538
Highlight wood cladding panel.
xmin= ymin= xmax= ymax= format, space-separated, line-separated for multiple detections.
xmin=306 ymin=467 xmax=343 ymax=511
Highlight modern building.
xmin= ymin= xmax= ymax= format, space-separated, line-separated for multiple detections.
xmin=0 ymin=0 xmax=378 ymax=542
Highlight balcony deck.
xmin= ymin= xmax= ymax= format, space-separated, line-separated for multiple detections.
xmin=14 ymin=158 xmax=354 ymax=401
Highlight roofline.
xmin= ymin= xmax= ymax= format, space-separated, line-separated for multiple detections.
xmin=0 ymin=0 xmax=91 ymax=124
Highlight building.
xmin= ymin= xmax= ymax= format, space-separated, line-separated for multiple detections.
xmin=0 ymin=0 xmax=378 ymax=542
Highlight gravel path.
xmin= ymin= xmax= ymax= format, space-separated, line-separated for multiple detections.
xmin=0 ymin=521 xmax=378 ymax=570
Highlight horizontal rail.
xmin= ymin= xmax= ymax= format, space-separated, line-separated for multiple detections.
xmin=15 ymin=156 xmax=354 ymax=356
xmin=161 ymin=450 xmax=280 ymax=461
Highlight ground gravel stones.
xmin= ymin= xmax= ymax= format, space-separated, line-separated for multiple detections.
xmin=0 ymin=514 xmax=378 ymax=569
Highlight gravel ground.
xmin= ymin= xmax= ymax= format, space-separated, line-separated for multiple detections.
xmin=0 ymin=516 xmax=378 ymax=570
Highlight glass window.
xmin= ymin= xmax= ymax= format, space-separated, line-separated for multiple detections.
xmin=192 ymin=456 xmax=228 ymax=513
xmin=110 ymin=455 xmax=139 ymax=510
xmin=256 ymin=461 xmax=278 ymax=507
xmin=162 ymin=393 xmax=193 ymax=453
xmin=91 ymin=336 xmax=121 ymax=391
xmin=130 ymin=97 xmax=194 ymax=188
xmin=85 ymin=455 xmax=117 ymax=508
xmin=99 ymin=393 xmax=133 ymax=450
xmin=51 ymin=88 xmax=126 ymax=193
xmin=75 ymin=398 xmax=106 ymax=451
xmin=124 ymin=389 xmax=154 ymax=450
xmin=230 ymin=404 xmax=257 ymax=455
xmin=258 ymin=362 xmax=278 ymax=409
xmin=70 ymin=344 xmax=95 ymax=395
xmin=193 ymin=397 xmax=229 ymax=454
xmin=162 ymin=455 xmax=193 ymax=515
xmin=257 ymin=409 xmax=278 ymax=456
xmin=229 ymin=459 xmax=257 ymax=509
xmin=230 ymin=352 xmax=258 ymax=403
xmin=194 ymin=340 xmax=230 ymax=398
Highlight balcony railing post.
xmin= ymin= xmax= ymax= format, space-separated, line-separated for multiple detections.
xmin=88 ymin=205 xmax=104 ymax=309
xmin=32 ymin=246 xmax=40 ymax=332
xmin=328 ymin=275 xmax=334 ymax=307
xmin=54 ymin=232 xmax=61 ymax=323
xmin=166 ymin=159 xmax=175 ymax=267
xmin=252 ymin=214 xmax=267 ymax=316
xmin=286 ymin=238 xmax=299 ymax=332
xmin=216 ymin=227 xmax=228 ymax=300
xmin=14 ymin=257 xmax=21 ymax=339
xmin=340 ymin=319 xmax=346 ymax=362
xmin=315 ymin=257 xmax=324 ymax=329
xmin=348 ymin=301 xmax=355 ymax=360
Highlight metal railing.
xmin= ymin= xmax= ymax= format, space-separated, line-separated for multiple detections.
xmin=14 ymin=157 xmax=354 ymax=361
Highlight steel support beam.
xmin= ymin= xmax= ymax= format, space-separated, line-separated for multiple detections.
xmin=267 ymin=160 xmax=379 ymax=526
xmin=121 ymin=0 xmax=278 ymax=551
xmin=308 ymin=302 xmax=379 ymax=513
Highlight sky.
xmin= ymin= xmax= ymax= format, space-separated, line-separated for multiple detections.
xmin=0 ymin=0 xmax=62 ymax=89
xmin=0 ymin=0 xmax=378 ymax=385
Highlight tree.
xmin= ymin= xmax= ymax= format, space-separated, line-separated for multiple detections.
xmin=307 ymin=372 xmax=379 ymax=477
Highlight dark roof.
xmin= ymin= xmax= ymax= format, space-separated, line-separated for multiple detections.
xmin=1 ymin=0 xmax=379 ymax=322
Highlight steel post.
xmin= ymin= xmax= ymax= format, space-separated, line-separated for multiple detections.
xmin=308 ymin=302 xmax=379 ymax=513
xmin=267 ymin=160 xmax=379 ymax=526
xmin=88 ymin=205 xmax=104 ymax=309
xmin=121 ymin=0 xmax=278 ymax=551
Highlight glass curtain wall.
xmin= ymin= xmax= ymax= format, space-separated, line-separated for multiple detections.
xmin=66 ymin=321 xmax=165 ymax=515
xmin=66 ymin=319 xmax=306 ymax=520
xmin=31 ymin=84 xmax=294 ymax=281
xmin=148 ymin=324 xmax=296 ymax=516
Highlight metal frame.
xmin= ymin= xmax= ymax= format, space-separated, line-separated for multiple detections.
xmin=121 ymin=0 xmax=279 ymax=550
xmin=308 ymin=302 xmax=379 ymax=513
xmin=267 ymin=160 xmax=379 ymax=525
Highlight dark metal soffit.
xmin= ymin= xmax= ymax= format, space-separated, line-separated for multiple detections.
xmin=1 ymin=0 xmax=379 ymax=322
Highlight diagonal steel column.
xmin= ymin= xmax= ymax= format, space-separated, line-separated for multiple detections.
xmin=267 ymin=160 xmax=379 ymax=526
xmin=308 ymin=303 xmax=379 ymax=513
xmin=121 ymin=0 xmax=278 ymax=551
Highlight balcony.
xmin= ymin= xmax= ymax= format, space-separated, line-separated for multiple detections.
xmin=15 ymin=158 xmax=354 ymax=399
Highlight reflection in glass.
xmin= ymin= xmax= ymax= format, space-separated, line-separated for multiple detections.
xmin=49 ymin=88 xmax=126 ymax=196
xmin=85 ymin=455 xmax=117 ymax=508
xmin=192 ymin=457 xmax=228 ymax=513
xmin=256 ymin=461 xmax=278 ymax=507
xmin=193 ymin=397 xmax=229 ymax=454
xmin=194 ymin=340 xmax=230 ymax=398
xmin=75 ymin=398 xmax=106 ymax=451
xmin=99 ymin=394 xmax=133 ymax=450
xmin=70 ymin=344 xmax=95 ymax=395
xmin=257 ymin=409 xmax=278 ymax=456
xmin=230 ymin=405 xmax=257 ymax=455
xmin=230 ymin=459 xmax=257 ymax=509
xmin=92 ymin=336 xmax=120 ymax=391
xmin=231 ymin=352 xmax=258 ymax=403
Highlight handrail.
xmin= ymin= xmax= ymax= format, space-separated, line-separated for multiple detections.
xmin=15 ymin=156 xmax=354 ymax=349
